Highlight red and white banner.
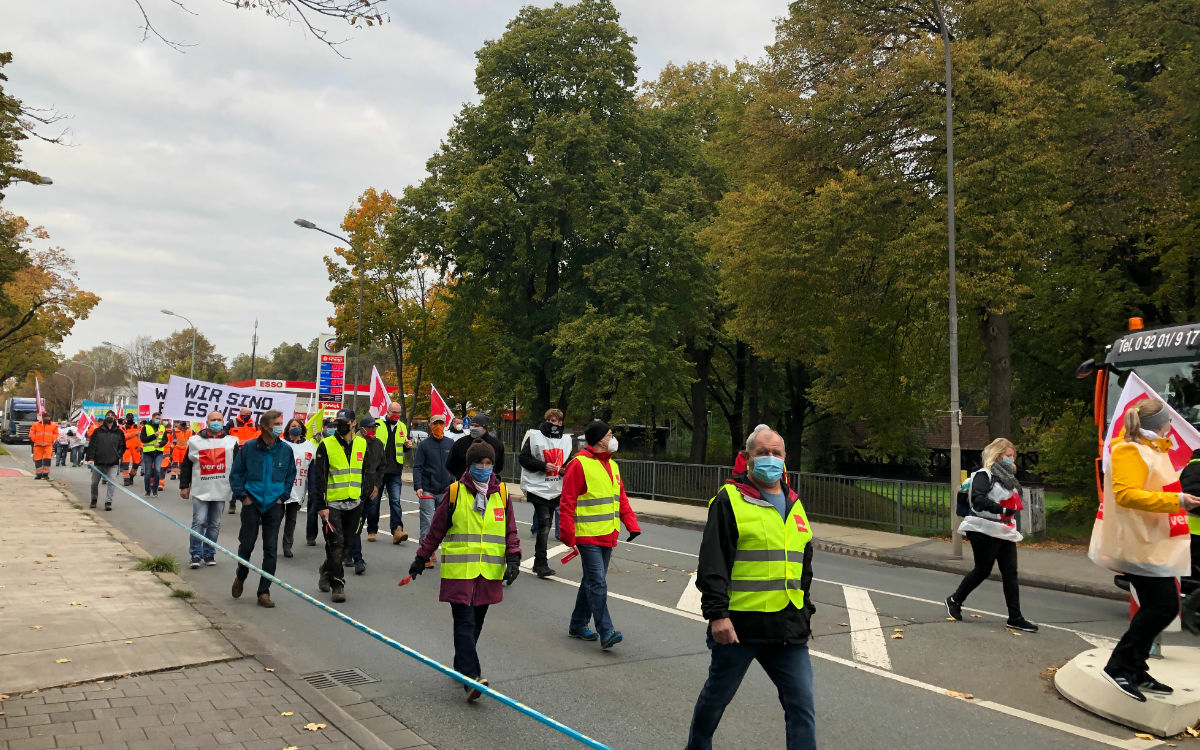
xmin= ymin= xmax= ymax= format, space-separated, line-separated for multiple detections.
xmin=76 ymin=411 xmax=94 ymax=436
xmin=429 ymin=384 xmax=455 ymax=423
xmin=368 ymin=366 xmax=390 ymax=419
xmin=35 ymin=377 xmax=44 ymax=417
xmin=1099 ymin=372 xmax=1197 ymax=537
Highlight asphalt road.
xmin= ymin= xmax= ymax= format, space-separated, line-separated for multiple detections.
xmin=8 ymin=445 xmax=1178 ymax=750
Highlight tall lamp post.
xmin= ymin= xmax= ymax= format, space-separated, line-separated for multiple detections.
xmin=53 ymin=371 xmax=75 ymax=416
xmin=161 ymin=309 xmax=197 ymax=378
xmin=295 ymin=218 xmax=363 ymax=413
xmin=931 ymin=0 xmax=962 ymax=558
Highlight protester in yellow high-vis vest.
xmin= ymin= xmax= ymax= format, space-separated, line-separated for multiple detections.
xmin=558 ymin=420 xmax=641 ymax=650
xmin=309 ymin=409 xmax=366 ymax=604
xmin=1175 ymin=448 xmax=1200 ymax=635
xmin=687 ymin=428 xmax=815 ymax=750
xmin=407 ymin=439 xmax=521 ymax=702
xmin=139 ymin=413 xmax=168 ymax=499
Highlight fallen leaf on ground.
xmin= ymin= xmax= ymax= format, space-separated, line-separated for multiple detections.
xmin=33 ymin=560 xmax=41 ymax=564
xmin=45 ymin=553 xmax=54 ymax=557
xmin=280 ymin=711 xmax=294 ymax=716
xmin=1006 ymin=630 xmax=1022 ymax=637
xmin=891 ymin=634 xmax=904 ymax=639
xmin=283 ymin=746 xmax=299 ymax=750
xmin=837 ymin=623 xmax=849 ymax=627
xmin=656 ymin=579 xmax=666 ymax=583
xmin=0 ymin=694 xmax=9 ymax=700
xmin=101 ymin=595 xmax=112 ymax=599
xmin=945 ymin=617 xmax=957 ymax=621
xmin=303 ymin=722 xmax=326 ymax=731
xmin=29 ymin=625 xmax=42 ymax=630
xmin=946 ymin=690 xmax=974 ymax=699
xmin=264 ymin=667 xmax=275 ymax=672
xmin=124 ymin=641 xmax=132 ymax=645
xmin=969 ymin=614 xmax=982 ymax=619
xmin=55 ymin=658 xmax=71 ymax=663
xmin=27 ymin=582 xmax=36 ymax=585
xmin=893 ymin=628 xmax=904 ymax=632
xmin=1187 ymin=727 xmax=1199 ymax=738
xmin=68 ymin=602 xmax=86 ymax=607
xmin=1135 ymin=733 xmax=1155 ymax=740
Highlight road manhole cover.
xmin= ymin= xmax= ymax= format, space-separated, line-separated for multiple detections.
xmin=301 ymin=667 xmax=378 ymax=690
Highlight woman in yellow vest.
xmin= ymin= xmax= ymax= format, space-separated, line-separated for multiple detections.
xmin=407 ymin=439 xmax=521 ymax=701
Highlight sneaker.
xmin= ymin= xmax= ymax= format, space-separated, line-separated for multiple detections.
xmin=534 ymin=566 xmax=555 ymax=579
xmin=1138 ymin=674 xmax=1174 ymax=695
xmin=1102 ymin=668 xmax=1146 ymax=702
xmin=569 ymin=628 xmax=599 ymax=641
xmin=189 ymin=558 xmax=201 ymax=569
xmin=601 ymin=630 xmax=623 ymax=650
xmin=319 ymin=571 xmax=331 ymax=593
xmin=466 ymin=677 xmax=488 ymax=703
xmin=89 ymin=500 xmax=97 ymax=509
xmin=283 ymin=548 xmax=293 ymax=558
xmin=1006 ymin=616 xmax=1039 ymax=633
xmin=231 ymin=577 xmax=244 ymax=599
xmin=393 ymin=529 xmax=409 ymax=544
xmin=104 ymin=503 xmax=112 ymax=511
xmin=257 ymin=593 xmax=275 ymax=608
xmin=355 ymin=562 xmax=366 ymax=575
xmin=332 ymin=587 xmax=346 ymax=603
xmin=228 ymin=504 xmax=236 ymax=514
xmin=367 ymin=533 xmax=377 ymax=542
xmin=945 ymin=595 xmax=962 ymax=621
xmin=306 ymin=539 xmax=317 ymax=546
xmin=205 ymin=559 xmax=216 ymax=567
xmin=144 ymin=491 xmax=151 ymax=498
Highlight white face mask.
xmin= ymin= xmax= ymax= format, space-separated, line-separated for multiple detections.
xmin=607 ymin=436 xmax=619 ymax=454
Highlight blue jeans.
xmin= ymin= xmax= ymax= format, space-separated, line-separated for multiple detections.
xmin=236 ymin=500 xmax=283 ymax=595
xmin=569 ymin=545 xmax=613 ymax=635
xmin=141 ymin=452 xmax=163 ymax=495
xmin=419 ymin=491 xmax=444 ymax=545
xmin=189 ymin=499 xmax=224 ymax=562
xmin=384 ymin=473 xmax=405 ymax=533
xmin=686 ymin=637 xmax=816 ymax=750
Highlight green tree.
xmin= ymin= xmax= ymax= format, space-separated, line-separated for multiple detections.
xmin=160 ymin=329 xmax=227 ymax=381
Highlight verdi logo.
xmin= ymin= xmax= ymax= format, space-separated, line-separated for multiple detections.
xmin=199 ymin=447 xmax=226 ymax=476
xmin=493 ymin=507 xmax=504 ymax=522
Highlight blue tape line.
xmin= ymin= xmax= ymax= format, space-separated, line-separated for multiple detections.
xmin=89 ymin=466 xmax=612 ymax=750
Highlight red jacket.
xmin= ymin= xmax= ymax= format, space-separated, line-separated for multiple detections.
xmin=558 ymin=446 xmax=640 ymax=548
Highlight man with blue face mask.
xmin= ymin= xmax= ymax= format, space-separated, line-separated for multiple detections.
xmin=139 ymin=412 xmax=168 ymax=498
xmin=228 ymin=410 xmax=295 ymax=608
xmin=687 ymin=428 xmax=816 ymax=750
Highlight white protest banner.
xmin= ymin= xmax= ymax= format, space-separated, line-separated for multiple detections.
xmin=161 ymin=375 xmax=296 ymax=423
xmin=137 ymin=381 xmax=169 ymax=419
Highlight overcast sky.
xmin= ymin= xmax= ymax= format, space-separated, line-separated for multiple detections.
xmin=5 ymin=0 xmax=786 ymax=374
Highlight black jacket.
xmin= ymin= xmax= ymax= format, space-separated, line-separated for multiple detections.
xmin=697 ymin=475 xmax=815 ymax=644
xmin=968 ymin=470 xmax=1010 ymax=517
xmin=1180 ymin=449 xmax=1200 ymax=497
xmin=446 ymin=430 xmax=505 ymax=478
xmin=85 ymin=423 xmax=126 ymax=466
xmin=377 ymin=419 xmax=407 ymax=476
xmin=362 ymin=432 xmax=385 ymax=491
xmin=412 ymin=435 xmax=455 ymax=496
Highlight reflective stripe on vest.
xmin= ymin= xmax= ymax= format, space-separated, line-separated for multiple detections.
xmin=1184 ymin=459 xmax=1200 ymax=536
xmin=322 ymin=434 xmax=365 ymax=502
xmin=441 ymin=482 xmax=507 ymax=580
xmin=574 ymin=456 xmax=621 ymax=537
xmin=722 ymin=484 xmax=812 ymax=612
xmin=382 ymin=420 xmax=407 ymax=465
xmin=141 ymin=424 xmax=166 ymax=453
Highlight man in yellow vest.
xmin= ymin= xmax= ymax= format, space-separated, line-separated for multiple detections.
xmin=1177 ymin=453 xmax=1200 ymax=634
xmin=558 ymin=420 xmax=641 ymax=650
xmin=686 ymin=428 xmax=815 ymax=750
xmin=310 ymin=408 xmax=366 ymax=603
xmin=378 ymin=400 xmax=414 ymax=544
xmin=407 ymin=439 xmax=521 ymax=701
xmin=139 ymin=412 xmax=168 ymax=499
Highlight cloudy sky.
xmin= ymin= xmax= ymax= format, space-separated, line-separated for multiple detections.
xmin=5 ymin=0 xmax=786 ymax=374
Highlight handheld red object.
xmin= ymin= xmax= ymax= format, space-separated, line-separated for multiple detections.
xmin=561 ymin=547 xmax=580 ymax=564
xmin=397 ymin=576 xmax=413 ymax=586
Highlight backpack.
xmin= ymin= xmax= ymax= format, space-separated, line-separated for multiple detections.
xmin=955 ymin=468 xmax=985 ymax=518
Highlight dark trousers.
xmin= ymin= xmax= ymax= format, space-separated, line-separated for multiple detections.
xmin=952 ymin=531 xmax=1022 ymax=618
xmin=306 ymin=493 xmax=319 ymax=542
xmin=282 ymin=502 xmax=300 ymax=552
xmin=450 ymin=603 xmax=490 ymax=679
xmin=319 ymin=505 xmax=362 ymax=589
xmin=529 ymin=494 xmax=560 ymax=568
xmin=235 ymin=500 xmax=283 ymax=596
xmin=347 ymin=493 xmax=371 ymax=565
xmin=1106 ymin=574 xmax=1179 ymax=679
xmin=686 ymin=636 xmax=816 ymax=750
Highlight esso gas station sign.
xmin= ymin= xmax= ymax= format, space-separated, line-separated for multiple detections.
xmin=254 ymin=380 xmax=287 ymax=390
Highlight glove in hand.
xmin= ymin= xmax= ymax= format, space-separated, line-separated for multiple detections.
xmin=409 ymin=557 xmax=428 ymax=577
xmin=626 ymin=532 xmax=641 ymax=542
xmin=503 ymin=553 xmax=521 ymax=585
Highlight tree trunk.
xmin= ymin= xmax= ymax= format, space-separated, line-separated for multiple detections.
xmin=388 ymin=332 xmax=405 ymax=421
xmin=411 ymin=364 xmax=424 ymax=422
xmin=687 ymin=338 xmax=712 ymax=463
xmin=981 ymin=310 xmax=1012 ymax=440
xmin=784 ymin=361 xmax=811 ymax=469
xmin=747 ymin=351 xmax=760 ymax=431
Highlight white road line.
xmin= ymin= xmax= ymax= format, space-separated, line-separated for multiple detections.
xmin=522 ymin=544 xmax=570 ymax=571
xmin=675 ymin=572 xmax=704 ymax=616
xmin=1078 ymin=633 xmax=1119 ymax=650
xmin=842 ymin=585 xmax=892 ymax=670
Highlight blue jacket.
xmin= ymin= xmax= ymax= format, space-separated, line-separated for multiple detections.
xmin=412 ymin=435 xmax=455 ymax=496
xmin=230 ymin=436 xmax=296 ymax=512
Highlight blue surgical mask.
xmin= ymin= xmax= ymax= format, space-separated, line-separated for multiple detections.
xmin=271 ymin=425 xmax=284 ymax=438
xmin=289 ymin=426 xmax=304 ymax=438
xmin=469 ymin=464 xmax=493 ymax=483
xmin=153 ymin=419 xmax=161 ymax=425
xmin=208 ymin=421 xmax=223 ymax=433
xmin=1001 ymin=457 xmax=1015 ymax=468
xmin=325 ymin=427 xmax=336 ymax=436
xmin=750 ymin=455 xmax=785 ymax=484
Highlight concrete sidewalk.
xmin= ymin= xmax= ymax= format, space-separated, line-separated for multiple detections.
xmin=0 ymin=465 xmax=431 ymax=750
xmin=497 ymin=474 xmax=1124 ymax=602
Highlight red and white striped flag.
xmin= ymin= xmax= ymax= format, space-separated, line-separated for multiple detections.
xmin=76 ymin=410 xmax=94 ymax=435
xmin=35 ymin=377 xmax=44 ymax=417
xmin=368 ymin=366 xmax=390 ymax=419
xmin=429 ymin=384 xmax=454 ymax=423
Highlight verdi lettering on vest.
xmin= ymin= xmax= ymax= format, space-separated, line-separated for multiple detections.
xmin=493 ymin=506 xmax=504 ymax=522
xmin=199 ymin=447 xmax=227 ymax=477
xmin=794 ymin=514 xmax=808 ymax=533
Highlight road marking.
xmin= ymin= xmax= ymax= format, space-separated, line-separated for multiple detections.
xmin=675 ymin=572 xmax=703 ymax=616
xmin=522 ymin=544 xmax=570 ymax=571
xmin=842 ymin=585 xmax=892 ymax=670
xmin=1078 ymin=633 xmax=1118 ymax=650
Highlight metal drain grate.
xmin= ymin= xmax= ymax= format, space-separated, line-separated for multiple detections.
xmin=301 ymin=667 xmax=378 ymax=690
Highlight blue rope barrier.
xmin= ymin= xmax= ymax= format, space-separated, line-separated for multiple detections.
xmin=88 ymin=465 xmax=612 ymax=750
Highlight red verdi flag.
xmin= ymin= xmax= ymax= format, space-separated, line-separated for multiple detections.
xmin=368 ymin=366 xmax=390 ymax=419
xmin=429 ymin=384 xmax=454 ymax=423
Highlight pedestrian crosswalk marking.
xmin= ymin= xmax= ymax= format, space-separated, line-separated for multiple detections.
xmin=522 ymin=544 xmax=569 ymax=571
xmin=842 ymin=585 xmax=892 ymax=671
xmin=675 ymin=572 xmax=703 ymax=616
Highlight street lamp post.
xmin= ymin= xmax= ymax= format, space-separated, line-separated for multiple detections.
xmin=53 ymin=371 xmax=75 ymax=416
xmin=161 ymin=309 xmax=197 ymax=379
xmin=295 ymin=218 xmax=364 ymax=413
xmin=931 ymin=0 xmax=962 ymax=558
